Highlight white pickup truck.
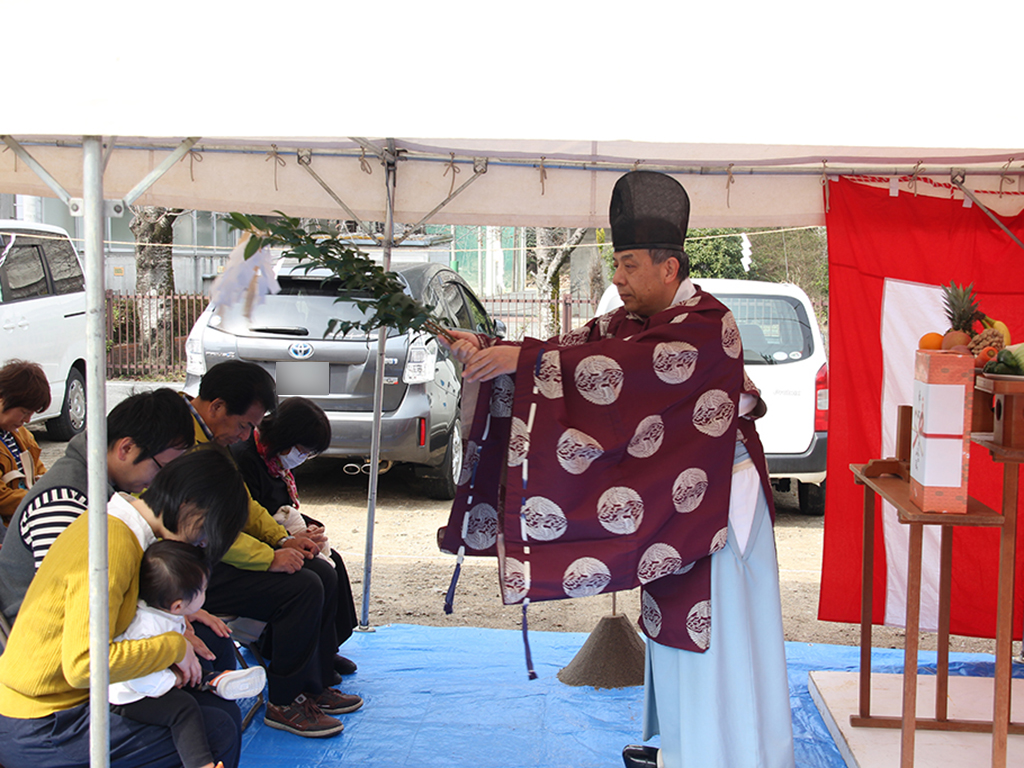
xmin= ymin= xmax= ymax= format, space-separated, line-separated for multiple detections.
xmin=597 ymin=278 xmax=828 ymax=514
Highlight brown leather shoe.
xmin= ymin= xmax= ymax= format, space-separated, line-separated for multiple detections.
xmin=314 ymin=687 xmax=364 ymax=715
xmin=264 ymin=694 xmax=344 ymax=737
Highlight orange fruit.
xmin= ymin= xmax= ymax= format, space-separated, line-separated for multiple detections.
xmin=919 ymin=332 xmax=943 ymax=350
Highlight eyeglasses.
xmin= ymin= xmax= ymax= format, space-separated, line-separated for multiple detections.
xmin=151 ymin=454 xmax=166 ymax=470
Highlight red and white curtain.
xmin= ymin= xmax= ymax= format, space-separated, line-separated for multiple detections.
xmin=819 ymin=177 xmax=1024 ymax=637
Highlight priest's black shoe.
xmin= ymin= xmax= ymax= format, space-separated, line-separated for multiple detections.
xmin=622 ymin=744 xmax=659 ymax=768
xmin=334 ymin=654 xmax=358 ymax=676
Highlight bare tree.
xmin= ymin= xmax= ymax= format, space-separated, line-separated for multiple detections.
xmin=532 ymin=226 xmax=588 ymax=336
xmin=129 ymin=206 xmax=185 ymax=365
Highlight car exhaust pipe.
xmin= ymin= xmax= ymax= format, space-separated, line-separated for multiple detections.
xmin=344 ymin=460 xmax=395 ymax=475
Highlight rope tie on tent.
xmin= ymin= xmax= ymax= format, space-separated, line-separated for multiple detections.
xmin=180 ymin=149 xmax=203 ymax=182
xmin=443 ymin=152 xmax=460 ymax=196
xmin=726 ymin=164 xmax=735 ymax=208
xmin=359 ymin=148 xmax=373 ymax=175
xmin=265 ymin=144 xmax=286 ymax=191
xmin=820 ymin=161 xmax=830 ymax=213
xmin=632 ymin=160 xmax=641 ymax=172
xmin=999 ymin=158 xmax=1016 ymax=197
xmin=539 ymin=157 xmax=547 ymax=195
xmin=908 ymin=161 xmax=923 ymax=196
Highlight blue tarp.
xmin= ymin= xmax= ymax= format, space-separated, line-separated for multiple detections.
xmin=237 ymin=624 xmax=1013 ymax=768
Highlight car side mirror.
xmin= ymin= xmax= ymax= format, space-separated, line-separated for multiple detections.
xmin=493 ymin=319 xmax=507 ymax=339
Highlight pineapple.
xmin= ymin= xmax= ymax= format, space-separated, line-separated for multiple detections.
xmin=941 ymin=281 xmax=979 ymax=335
xmin=940 ymin=281 xmax=978 ymax=348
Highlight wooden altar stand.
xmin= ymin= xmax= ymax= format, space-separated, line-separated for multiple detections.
xmin=811 ymin=388 xmax=1024 ymax=767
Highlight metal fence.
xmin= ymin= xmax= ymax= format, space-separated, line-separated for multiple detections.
xmin=104 ymin=291 xmax=599 ymax=379
xmin=105 ymin=291 xmax=209 ymax=380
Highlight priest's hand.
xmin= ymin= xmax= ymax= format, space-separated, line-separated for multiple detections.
xmin=462 ymin=345 xmax=520 ymax=383
xmin=439 ymin=329 xmax=481 ymax=365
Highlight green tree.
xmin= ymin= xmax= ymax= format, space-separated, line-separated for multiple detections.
xmin=686 ymin=228 xmax=750 ymax=280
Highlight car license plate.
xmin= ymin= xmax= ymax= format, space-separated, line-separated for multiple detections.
xmin=276 ymin=361 xmax=329 ymax=395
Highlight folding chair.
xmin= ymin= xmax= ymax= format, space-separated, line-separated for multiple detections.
xmin=219 ymin=616 xmax=269 ymax=731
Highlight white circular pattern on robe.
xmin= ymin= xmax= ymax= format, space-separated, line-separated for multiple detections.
xmin=641 ymin=591 xmax=663 ymax=638
xmin=464 ymin=503 xmax=498 ymax=550
xmin=596 ymin=486 xmax=644 ymax=534
xmin=507 ymin=418 xmax=530 ymax=467
xmin=503 ymin=558 xmax=529 ymax=603
xmin=522 ymin=496 xmax=568 ymax=541
xmin=562 ymin=557 xmax=612 ymax=598
xmin=574 ymin=355 xmax=624 ymax=405
xmin=457 ymin=440 xmax=479 ymax=486
xmin=637 ymin=542 xmax=684 ymax=584
xmin=652 ymin=341 xmax=698 ymax=385
xmin=669 ymin=313 xmax=689 ymax=324
xmin=672 ymin=468 xmax=708 ymax=513
xmin=559 ymin=326 xmax=590 ymax=347
xmin=598 ymin=313 xmax=614 ymax=338
xmin=534 ymin=350 xmax=563 ymax=400
xmin=687 ymin=600 xmax=712 ymax=650
xmin=489 ymin=374 xmax=514 ymax=418
xmin=721 ymin=311 xmax=742 ymax=359
xmin=683 ymin=296 xmax=701 ymax=307
xmin=673 ymin=560 xmax=696 ymax=576
xmin=627 ymin=415 xmax=665 ymax=459
xmin=710 ymin=526 xmax=728 ymax=554
xmin=743 ymin=369 xmax=758 ymax=394
xmin=692 ymin=389 xmax=735 ymax=437
xmin=555 ymin=428 xmax=604 ymax=475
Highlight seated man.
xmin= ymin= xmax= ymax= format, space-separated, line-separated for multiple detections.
xmin=0 ymin=387 xmax=195 ymax=623
xmin=183 ymin=360 xmax=362 ymax=739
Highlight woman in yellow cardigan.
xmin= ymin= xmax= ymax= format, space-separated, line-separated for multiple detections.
xmin=0 ymin=446 xmax=250 ymax=768
xmin=0 ymin=360 xmax=52 ymax=525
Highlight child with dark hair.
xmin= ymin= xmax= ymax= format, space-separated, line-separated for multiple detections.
xmin=0 ymin=360 xmax=52 ymax=524
xmin=110 ymin=541 xmax=265 ymax=768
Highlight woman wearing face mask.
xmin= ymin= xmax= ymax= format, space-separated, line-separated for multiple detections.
xmin=229 ymin=397 xmax=359 ymax=682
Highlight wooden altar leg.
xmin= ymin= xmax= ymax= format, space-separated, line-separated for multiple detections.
xmin=901 ymin=522 xmax=924 ymax=768
xmin=992 ymin=463 xmax=1019 ymax=768
xmin=859 ymin=484 xmax=876 ymax=719
xmin=936 ymin=526 xmax=952 ymax=722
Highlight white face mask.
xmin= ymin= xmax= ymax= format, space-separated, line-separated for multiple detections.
xmin=279 ymin=447 xmax=309 ymax=470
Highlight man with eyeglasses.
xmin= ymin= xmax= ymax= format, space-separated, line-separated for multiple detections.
xmin=0 ymin=387 xmax=195 ymax=624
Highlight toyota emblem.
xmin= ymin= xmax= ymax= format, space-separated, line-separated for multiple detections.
xmin=288 ymin=342 xmax=314 ymax=360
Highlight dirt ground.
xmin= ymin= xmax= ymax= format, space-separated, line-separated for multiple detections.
xmin=34 ymin=429 xmax=998 ymax=655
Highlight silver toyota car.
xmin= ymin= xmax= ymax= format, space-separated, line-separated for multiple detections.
xmin=184 ymin=259 xmax=503 ymax=499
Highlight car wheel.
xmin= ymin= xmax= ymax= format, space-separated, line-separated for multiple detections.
xmin=419 ymin=412 xmax=462 ymax=501
xmin=798 ymin=479 xmax=826 ymax=516
xmin=46 ymin=368 xmax=87 ymax=441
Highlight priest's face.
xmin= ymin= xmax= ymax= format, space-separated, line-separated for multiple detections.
xmin=611 ymin=249 xmax=680 ymax=317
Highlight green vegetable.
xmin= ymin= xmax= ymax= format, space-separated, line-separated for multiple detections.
xmin=1000 ymin=342 xmax=1024 ymax=373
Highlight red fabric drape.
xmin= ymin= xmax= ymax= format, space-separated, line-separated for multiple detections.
xmin=820 ymin=177 xmax=1024 ymax=637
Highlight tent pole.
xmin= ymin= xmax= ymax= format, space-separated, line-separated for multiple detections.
xmin=1 ymin=135 xmax=73 ymax=205
xmin=951 ymin=172 xmax=1024 ymax=253
xmin=358 ymin=140 xmax=398 ymax=630
xmin=83 ymin=136 xmax=111 ymax=768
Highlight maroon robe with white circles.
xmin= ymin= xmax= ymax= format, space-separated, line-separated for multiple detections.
xmin=441 ymin=286 xmax=764 ymax=653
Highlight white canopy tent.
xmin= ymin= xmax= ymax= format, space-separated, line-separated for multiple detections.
xmin=5 ymin=1 xmax=1024 ymax=764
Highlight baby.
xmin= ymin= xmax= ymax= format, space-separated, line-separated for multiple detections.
xmin=110 ymin=540 xmax=265 ymax=768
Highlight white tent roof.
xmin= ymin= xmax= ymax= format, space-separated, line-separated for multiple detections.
xmin=4 ymin=136 xmax=1024 ymax=228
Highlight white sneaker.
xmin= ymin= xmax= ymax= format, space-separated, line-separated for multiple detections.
xmin=201 ymin=667 xmax=267 ymax=700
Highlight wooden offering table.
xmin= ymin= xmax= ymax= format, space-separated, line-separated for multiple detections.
xmin=850 ymin=392 xmax=1024 ymax=767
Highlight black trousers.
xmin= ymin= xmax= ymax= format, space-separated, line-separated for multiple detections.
xmin=112 ymin=690 xmax=211 ymax=768
xmin=202 ymin=556 xmax=338 ymax=706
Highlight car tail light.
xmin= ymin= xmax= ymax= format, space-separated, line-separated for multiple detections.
xmin=814 ymin=362 xmax=829 ymax=432
xmin=403 ymin=335 xmax=437 ymax=384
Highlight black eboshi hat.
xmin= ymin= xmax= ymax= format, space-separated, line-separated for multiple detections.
xmin=609 ymin=171 xmax=690 ymax=253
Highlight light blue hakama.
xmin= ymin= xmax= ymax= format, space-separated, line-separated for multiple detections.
xmin=641 ymin=444 xmax=796 ymax=768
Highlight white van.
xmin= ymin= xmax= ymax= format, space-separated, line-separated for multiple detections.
xmin=0 ymin=222 xmax=87 ymax=439
xmin=597 ymin=278 xmax=828 ymax=514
